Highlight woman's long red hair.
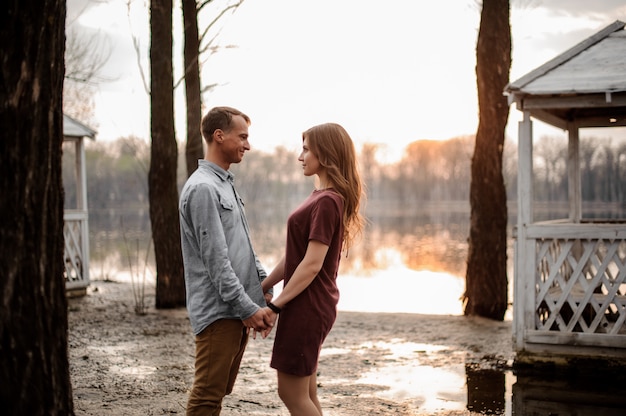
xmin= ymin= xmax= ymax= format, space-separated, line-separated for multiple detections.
xmin=303 ymin=123 xmax=365 ymax=250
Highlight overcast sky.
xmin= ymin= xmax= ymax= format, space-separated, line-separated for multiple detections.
xmin=69 ymin=0 xmax=626 ymax=161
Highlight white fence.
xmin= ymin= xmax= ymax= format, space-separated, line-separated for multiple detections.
xmin=63 ymin=210 xmax=89 ymax=290
xmin=516 ymin=220 xmax=626 ymax=354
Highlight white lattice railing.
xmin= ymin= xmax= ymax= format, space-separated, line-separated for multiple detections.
xmin=64 ymin=211 xmax=90 ymax=290
xmin=536 ymin=237 xmax=626 ymax=337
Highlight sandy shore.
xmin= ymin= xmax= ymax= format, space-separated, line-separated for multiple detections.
xmin=68 ymin=279 xmax=514 ymax=415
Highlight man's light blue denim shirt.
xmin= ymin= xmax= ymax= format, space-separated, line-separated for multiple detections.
xmin=179 ymin=160 xmax=269 ymax=335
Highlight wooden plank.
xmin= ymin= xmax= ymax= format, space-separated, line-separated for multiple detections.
xmin=526 ymin=223 xmax=626 ymax=239
xmin=63 ymin=211 xmax=88 ymax=221
xmin=517 ymin=341 xmax=626 ymax=361
xmin=525 ymin=108 xmax=568 ymax=130
xmin=574 ymin=115 xmax=626 ymax=128
xmin=526 ymin=330 xmax=626 ymax=348
xmin=522 ymin=93 xmax=626 ymax=109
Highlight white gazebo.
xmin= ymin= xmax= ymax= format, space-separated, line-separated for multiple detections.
xmin=505 ymin=20 xmax=626 ymax=367
xmin=63 ymin=114 xmax=96 ymax=295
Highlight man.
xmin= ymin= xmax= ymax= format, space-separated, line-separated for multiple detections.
xmin=179 ymin=106 xmax=273 ymax=415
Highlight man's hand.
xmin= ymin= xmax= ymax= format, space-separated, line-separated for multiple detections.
xmin=243 ymin=308 xmax=272 ymax=339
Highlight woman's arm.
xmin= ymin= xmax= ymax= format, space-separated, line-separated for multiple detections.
xmin=270 ymin=240 xmax=329 ymax=309
xmin=262 ymin=256 xmax=286 ymax=294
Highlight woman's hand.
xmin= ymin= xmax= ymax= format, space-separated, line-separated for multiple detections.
xmin=260 ymin=307 xmax=279 ymax=338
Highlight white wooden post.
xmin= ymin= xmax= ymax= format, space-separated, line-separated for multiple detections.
xmin=76 ymin=137 xmax=90 ymax=285
xmin=514 ymin=110 xmax=534 ymax=351
xmin=567 ymin=123 xmax=581 ymax=223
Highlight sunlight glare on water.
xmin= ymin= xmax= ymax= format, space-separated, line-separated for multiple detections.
xmin=353 ymin=340 xmax=515 ymax=415
xmin=319 ymin=341 xmax=469 ymax=413
xmin=356 ymin=340 xmax=466 ymax=413
xmin=360 ymin=363 xmax=467 ymax=412
xmin=338 ymin=266 xmax=465 ymax=315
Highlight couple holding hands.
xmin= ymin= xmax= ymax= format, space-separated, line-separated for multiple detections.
xmin=179 ymin=106 xmax=365 ymax=415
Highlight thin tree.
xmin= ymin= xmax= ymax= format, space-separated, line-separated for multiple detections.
xmin=182 ymin=0 xmax=203 ymax=176
xmin=150 ymin=0 xmax=185 ymax=308
xmin=64 ymin=13 xmax=112 ymax=124
xmin=0 ymin=0 xmax=74 ymax=413
xmin=181 ymin=0 xmax=244 ymax=177
xmin=464 ymin=0 xmax=511 ymax=320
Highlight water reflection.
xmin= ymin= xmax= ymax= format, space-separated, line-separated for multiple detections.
xmin=88 ymin=208 xmax=477 ymax=316
xmin=466 ymin=366 xmax=509 ymax=415
xmin=360 ymin=361 xmax=467 ymax=413
xmin=331 ymin=339 xmax=515 ymax=415
xmin=331 ymin=343 xmax=626 ymax=416
xmin=87 ymin=205 xmax=478 ymax=286
xmin=513 ymin=372 xmax=626 ymax=416
xmin=344 ymin=349 xmax=626 ymax=416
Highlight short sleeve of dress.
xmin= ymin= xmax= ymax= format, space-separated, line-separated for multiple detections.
xmin=308 ymin=194 xmax=342 ymax=246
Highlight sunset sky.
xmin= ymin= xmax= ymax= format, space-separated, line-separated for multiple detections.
xmin=71 ymin=0 xmax=626 ymax=162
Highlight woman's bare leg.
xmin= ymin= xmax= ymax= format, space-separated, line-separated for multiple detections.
xmin=277 ymin=371 xmax=322 ymax=416
xmin=308 ymin=372 xmax=322 ymax=414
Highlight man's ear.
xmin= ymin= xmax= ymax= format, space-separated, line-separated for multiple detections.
xmin=214 ymin=129 xmax=224 ymax=143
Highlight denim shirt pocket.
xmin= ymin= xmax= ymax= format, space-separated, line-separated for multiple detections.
xmin=218 ymin=197 xmax=238 ymax=230
xmin=220 ymin=198 xmax=235 ymax=211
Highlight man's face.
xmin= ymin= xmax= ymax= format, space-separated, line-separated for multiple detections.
xmin=218 ymin=115 xmax=250 ymax=165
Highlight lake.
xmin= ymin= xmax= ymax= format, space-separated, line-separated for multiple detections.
xmin=87 ymin=204 xmax=497 ymax=317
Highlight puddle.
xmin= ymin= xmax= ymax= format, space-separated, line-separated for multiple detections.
xmin=351 ymin=341 xmax=512 ymax=414
xmin=347 ymin=339 xmax=626 ymax=415
xmin=513 ymin=371 xmax=626 ymax=416
xmin=466 ymin=366 xmax=513 ymax=415
xmin=359 ymin=362 xmax=469 ymax=413
xmin=357 ymin=340 xmax=448 ymax=357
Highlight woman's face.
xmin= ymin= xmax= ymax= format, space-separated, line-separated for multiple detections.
xmin=298 ymin=136 xmax=321 ymax=177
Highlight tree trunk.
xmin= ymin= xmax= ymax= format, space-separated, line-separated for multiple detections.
xmin=0 ymin=1 xmax=74 ymax=414
xmin=182 ymin=0 xmax=204 ymax=177
xmin=464 ymin=0 xmax=511 ymax=320
xmin=150 ymin=0 xmax=186 ymax=308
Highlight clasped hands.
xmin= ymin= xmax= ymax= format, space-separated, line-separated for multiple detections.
xmin=242 ymin=292 xmax=278 ymax=339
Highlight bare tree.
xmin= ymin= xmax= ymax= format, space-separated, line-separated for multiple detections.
xmin=580 ymin=137 xmax=597 ymax=201
xmin=464 ymin=0 xmax=511 ymax=320
xmin=64 ymin=27 xmax=110 ymax=84
xmin=534 ymin=136 xmax=567 ymax=201
xmin=64 ymin=5 xmax=112 ymax=125
xmin=150 ymin=0 xmax=185 ymax=308
xmin=598 ymin=139 xmax=617 ymax=202
xmin=181 ymin=0 xmax=244 ymax=177
xmin=0 ymin=0 xmax=74 ymax=413
xmin=182 ymin=0 xmax=204 ymax=175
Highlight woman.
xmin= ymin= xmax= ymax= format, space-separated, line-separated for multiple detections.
xmin=261 ymin=123 xmax=365 ymax=415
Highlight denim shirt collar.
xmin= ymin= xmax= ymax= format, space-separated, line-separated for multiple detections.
xmin=199 ymin=159 xmax=235 ymax=183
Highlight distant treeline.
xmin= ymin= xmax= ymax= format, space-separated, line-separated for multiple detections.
xmin=63 ymin=134 xmax=626 ymax=221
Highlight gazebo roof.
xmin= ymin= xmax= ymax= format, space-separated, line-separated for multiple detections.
xmin=63 ymin=114 xmax=97 ymax=139
xmin=505 ymin=20 xmax=626 ymax=130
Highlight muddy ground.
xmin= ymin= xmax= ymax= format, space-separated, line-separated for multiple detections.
xmin=68 ymin=279 xmax=514 ymax=415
